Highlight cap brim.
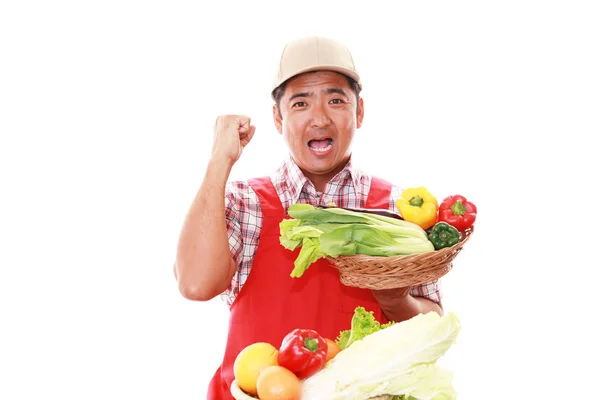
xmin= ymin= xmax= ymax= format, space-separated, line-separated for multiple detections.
xmin=271 ymin=65 xmax=362 ymax=95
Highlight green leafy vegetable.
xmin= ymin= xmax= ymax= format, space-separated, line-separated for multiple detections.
xmin=290 ymin=237 xmax=326 ymax=278
xmin=281 ymin=204 xmax=434 ymax=277
xmin=288 ymin=206 xmax=429 ymax=240
xmin=335 ymin=330 xmax=351 ymax=350
xmin=302 ymin=311 xmax=461 ymax=400
xmin=335 ymin=307 xmax=395 ymax=350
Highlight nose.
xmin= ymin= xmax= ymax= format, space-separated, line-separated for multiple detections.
xmin=309 ymin=102 xmax=332 ymax=128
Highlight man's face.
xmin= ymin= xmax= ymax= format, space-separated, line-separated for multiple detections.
xmin=273 ymin=71 xmax=364 ymax=179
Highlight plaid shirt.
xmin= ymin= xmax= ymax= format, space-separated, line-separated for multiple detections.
xmin=221 ymin=156 xmax=441 ymax=306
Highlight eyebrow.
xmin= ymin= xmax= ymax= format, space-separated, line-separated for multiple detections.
xmin=288 ymin=87 xmax=350 ymax=102
xmin=325 ymin=88 xmax=349 ymax=98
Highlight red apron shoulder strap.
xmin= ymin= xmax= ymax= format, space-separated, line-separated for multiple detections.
xmin=247 ymin=176 xmax=283 ymax=212
xmin=366 ymin=176 xmax=393 ymax=209
xmin=248 ymin=176 xmax=285 ymax=237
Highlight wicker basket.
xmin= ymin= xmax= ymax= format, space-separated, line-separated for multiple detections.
xmin=231 ymin=379 xmax=396 ymax=399
xmin=230 ymin=380 xmax=256 ymax=400
xmin=327 ymin=228 xmax=473 ymax=290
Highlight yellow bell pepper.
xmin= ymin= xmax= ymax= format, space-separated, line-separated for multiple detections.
xmin=396 ymin=187 xmax=439 ymax=230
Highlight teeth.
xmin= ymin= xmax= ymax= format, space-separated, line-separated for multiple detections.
xmin=312 ymin=144 xmax=332 ymax=153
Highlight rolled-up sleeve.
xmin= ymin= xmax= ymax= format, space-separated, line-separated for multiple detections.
xmin=222 ymin=183 xmax=243 ymax=305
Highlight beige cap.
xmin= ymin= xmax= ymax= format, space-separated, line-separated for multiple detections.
xmin=271 ymin=36 xmax=361 ymax=96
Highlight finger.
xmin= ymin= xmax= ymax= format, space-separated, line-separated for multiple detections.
xmin=238 ymin=116 xmax=252 ymax=132
xmin=240 ymin=125 xmax=256 ymax=146
xmin=236 ymin=115 xmax=251 ymax=125
xmin=246 ymin=125 xmax=256 ymax=141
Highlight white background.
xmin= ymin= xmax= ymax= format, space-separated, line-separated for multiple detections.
xmin=1 ymin=1 xmax=599 ymax=399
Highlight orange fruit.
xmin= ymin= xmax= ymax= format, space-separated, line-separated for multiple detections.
xmin=324 ymin=338 xmax=341 ymax=362
xmin=233 ymin=342 xmax=279 ymax=396
xmin=256 ymin=365 xmax=302 ymax=400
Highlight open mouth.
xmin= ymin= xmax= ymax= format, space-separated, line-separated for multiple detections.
xmin=308 ymin=138 xmax=333 ymax=153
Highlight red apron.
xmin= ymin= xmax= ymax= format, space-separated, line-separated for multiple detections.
xmin=207 ymin=176 xmax=392 ymax=399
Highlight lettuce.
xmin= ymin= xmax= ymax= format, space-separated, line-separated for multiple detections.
xmin=335 ymin=307 xmax=395 ymax=350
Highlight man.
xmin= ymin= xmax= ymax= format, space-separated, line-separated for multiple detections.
xmin=174 ymin=36 xmax=442 ymax=399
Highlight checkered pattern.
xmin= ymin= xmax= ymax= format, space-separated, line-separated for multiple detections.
xmin=221 ymin=156 xmax=441 ymax=306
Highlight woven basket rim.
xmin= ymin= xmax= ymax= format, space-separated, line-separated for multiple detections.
xmin=325 ymin=228 xmax=474 ymax=289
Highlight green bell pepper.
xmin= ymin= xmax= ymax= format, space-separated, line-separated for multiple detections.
xmin=428 ymin=222 xmax=460 ymax=250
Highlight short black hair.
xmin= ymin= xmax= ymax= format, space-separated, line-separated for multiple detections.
xmin=271 ymin=72 xmax=362 ymax=118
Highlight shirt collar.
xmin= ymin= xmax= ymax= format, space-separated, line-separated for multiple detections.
xmin=273 ymin=154 xmax=364 ymax=205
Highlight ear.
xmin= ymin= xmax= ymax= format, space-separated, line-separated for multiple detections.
xmin=356 ymin=97 xmax=364 ymax=129
xmin=273 ymin=104 xmax=283 ymax=134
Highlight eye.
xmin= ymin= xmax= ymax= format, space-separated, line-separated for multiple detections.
xmin=330 ymin=98 xmax=344 ymax=104
xmin=292 ymin=101 xmax=307 ymax=108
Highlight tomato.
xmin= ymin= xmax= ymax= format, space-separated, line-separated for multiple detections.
xmin=256 ymin=365 xmax=302 ymax=400
xmin=324 ymin=338 xmax=341 ymax=362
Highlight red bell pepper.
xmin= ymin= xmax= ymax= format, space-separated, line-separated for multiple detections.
xmin=277 ymin=328 xmax=327 ymax=379
xmin=438 ymin=195 xmax=477 ymax=231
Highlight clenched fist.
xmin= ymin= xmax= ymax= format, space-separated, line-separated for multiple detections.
xmin=212 ymin=115 xmax=256 ymax=164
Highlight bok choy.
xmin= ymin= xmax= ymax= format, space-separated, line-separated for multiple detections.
xmin=280 ymin=204 xmax=434 ymax=277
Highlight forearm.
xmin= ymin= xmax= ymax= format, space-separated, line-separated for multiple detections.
xmin=175 ymin=157 xmax=236 ymax=301
xmin=372 ymin=288 xmax=443 ymax=323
